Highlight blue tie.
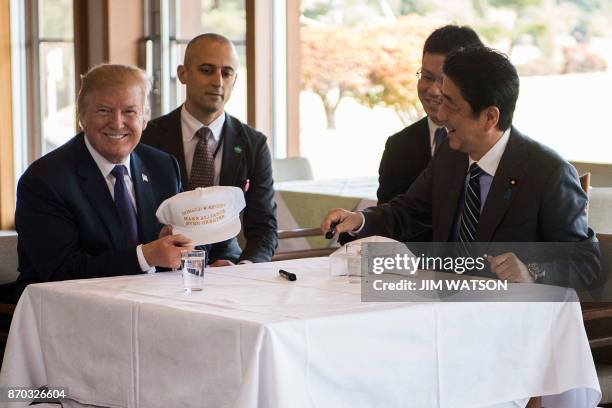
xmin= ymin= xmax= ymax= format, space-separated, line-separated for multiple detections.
xmin=111 ymin=165 xmax=139 ymax=247
xmin=458 ymin=163 xmax=484 ymax=255
xmin=433 ymin=127 xmax=447 ymax=154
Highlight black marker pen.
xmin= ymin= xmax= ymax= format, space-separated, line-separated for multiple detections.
xmin=325 ymin=221 xmax=339 ymax=239
xmin=279 ymin=269 xmax=297 ymax=281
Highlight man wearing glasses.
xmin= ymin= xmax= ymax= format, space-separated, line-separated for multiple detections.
xmin=377 ymin=25 xmax=483 ymax=206
xmin=323 ymin=47 xmax=598 ymax=289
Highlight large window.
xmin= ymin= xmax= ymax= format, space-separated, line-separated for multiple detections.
xmin=34 ymin=0 xmax=76 ymax=156
xmin=299 ymin=0 xmax=612 ymax=179
xmin=149 ymin=0 xmax=247 ymax=121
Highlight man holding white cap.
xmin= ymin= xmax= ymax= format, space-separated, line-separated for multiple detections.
xmin=142 ymin=33 xmax=277 ymax=266
xmin=15 ymin=64 xmax=192 ymax=294
xmin=157 ymin=186 xmax=246 ymax=247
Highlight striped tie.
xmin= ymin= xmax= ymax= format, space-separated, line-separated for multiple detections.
xmin=458 ymin=163 xmax=484 ymax=255
xmin=189 ymin=127 xmax=215 ymax=189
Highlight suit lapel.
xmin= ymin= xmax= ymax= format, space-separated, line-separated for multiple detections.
xmin=157 ymin=107 xmax=189 ymax=188
xmin=131 ymin=150 xmax=159 ymax=243
xmin=219 ymin=114 xmax=243 ymax=186
xmin=75 ymin=135 xmax=126 ymax=249
xmin=477 ymin=128 xmax=529 ymax=241
xmin=436 ymin=152 xmax=468 ymax=241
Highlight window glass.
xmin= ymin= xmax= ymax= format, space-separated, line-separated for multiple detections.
xmin=300 ymin=0 xmax=612 ymax=179
xmin=38 ymin=0 xmax=75 ymax=154
xmin=172 ymin=0 xmax=247 ymax=122
xmin=38 ymin=0 xmax=73 ymax=38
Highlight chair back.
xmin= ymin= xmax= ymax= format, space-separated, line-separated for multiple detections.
xmin=0 ymin=232 xmax=18 ymax=284
xmin=272 ymin=227 xmax=336 ymax=261
xmin=272 ymin=157 xmax=314 ymax=182
xmin=580 ymin=172 xmax=591 ymax=195
xmin=580 ymin=172 xmax=591 ymax=217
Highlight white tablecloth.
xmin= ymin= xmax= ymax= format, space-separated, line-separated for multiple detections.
xmin=0 ymin=258 xmax=601 ymax=408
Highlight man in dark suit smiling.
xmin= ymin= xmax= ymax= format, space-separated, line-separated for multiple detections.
xmin=377 ymin=25 xmax=483 ymax=205
xmin=323 ymin=47 xmax=597 ymax=289
xmin=142 ymin=33 xmax=277 ymax=265
xmin=16 ymin=64 xmax=191 ymax=290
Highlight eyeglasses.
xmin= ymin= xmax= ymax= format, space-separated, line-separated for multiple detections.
xmin=416 ymin=69 xmax=443 ymax=85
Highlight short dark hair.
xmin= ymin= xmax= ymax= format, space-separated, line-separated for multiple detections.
xmin=423 ymin=25 xmax=484 ymax=56
xmin=443 ymin=47 xmax=519 ymax=131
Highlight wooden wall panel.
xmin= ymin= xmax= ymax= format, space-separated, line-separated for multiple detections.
xmin=286 ymin=0 xmax=300 ymax=157
xmin=0 ymin=0 xmax=15 ymax=229
xmin=107 ymin=0 xmax=143 ymax=66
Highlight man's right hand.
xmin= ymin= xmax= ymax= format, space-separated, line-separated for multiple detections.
xmin=142 ymin=234 xmax=193 ymax=269
xmin=321 ymin=208 xmax=364 ymax=238
xmin=158 ymin=224 xmax=173 ymax=238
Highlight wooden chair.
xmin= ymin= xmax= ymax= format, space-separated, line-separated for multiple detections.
xmin=272 ymin=227 xmax=336 ymax=261
xmin=580 ymin=172 xmax=591 ymax=215
xmin=582 ymin=232 xmax=612 ymax=406
xmin=580 ymin=172 xmax=591 ymax=195
xmin=0 ymin=233 xmax=18 ymax=358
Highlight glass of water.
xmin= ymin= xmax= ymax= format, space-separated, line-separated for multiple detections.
xmin=181 ymin=249 xmax=206 ymax=292
xmin=329 ymin=242 xmax=362 ymax=283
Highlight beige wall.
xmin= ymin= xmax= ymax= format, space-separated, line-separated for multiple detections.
xmin=107 ymin=0 xmax=143 ymax=66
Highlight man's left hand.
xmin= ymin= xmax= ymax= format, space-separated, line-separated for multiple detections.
xmin=209 ymin=259 xmax=235 ymax=267
xmin=487 ymin=252 xmax=534 ymax=283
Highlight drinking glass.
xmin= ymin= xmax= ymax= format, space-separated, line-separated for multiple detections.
xmin=181 ymin=249 xmax=206 ymax=292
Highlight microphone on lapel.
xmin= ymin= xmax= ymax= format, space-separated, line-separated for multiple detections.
xmin=504 ymin=178 xmax=518 ymax=200
xmin=142 ymin=173 xmax=149 ymax=183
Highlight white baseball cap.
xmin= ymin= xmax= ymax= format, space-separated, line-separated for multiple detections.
xmin=156 ymin=186 xmax=246 ymax=245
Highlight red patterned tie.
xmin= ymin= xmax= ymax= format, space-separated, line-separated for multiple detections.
xmin=189 ymin=127 xmax=215 ymax=189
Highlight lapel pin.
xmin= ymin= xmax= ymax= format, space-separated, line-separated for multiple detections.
xmin=142 ymin=174 xmax=149 ymax=182
xmin=244 ymin=178 xmax=250 ymax=192
xmin=234 ymin=145 xmax=242 ymax=154
xmin=504 ymin=179 xmax=517 ymax=200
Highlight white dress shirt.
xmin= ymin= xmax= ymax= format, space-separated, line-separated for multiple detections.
xmin=353 ymin=128 xmax=512 ymax=235
xmin=179 ymin=106 xmax=252 ymax=264
xmin=84 ymin=136 xmax=153 ymax=272
xmin=462 ymin=127 xmax=511 ymax=210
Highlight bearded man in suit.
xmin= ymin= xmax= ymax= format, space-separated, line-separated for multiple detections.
xmin=142 ymin=33 xmax=277 ymax=266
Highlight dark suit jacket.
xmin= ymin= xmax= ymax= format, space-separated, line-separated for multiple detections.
xmin=359 ymin=128 xmax=598 ymax=288
xmin=15 ymin=134 xmax=181 ymax=287
xmin=141 ymin=107 xmax=277 ymax=263
xmin=377 ymin=116 xmax=432 ymax=204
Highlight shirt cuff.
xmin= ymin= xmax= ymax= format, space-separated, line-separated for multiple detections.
xmin=238 ymin=260 xmax=253 ymax=264
xmin=348 ymin=212 xmax=366 ymax=236
xmin=136 ymin=244 xmax=155 ymax=273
